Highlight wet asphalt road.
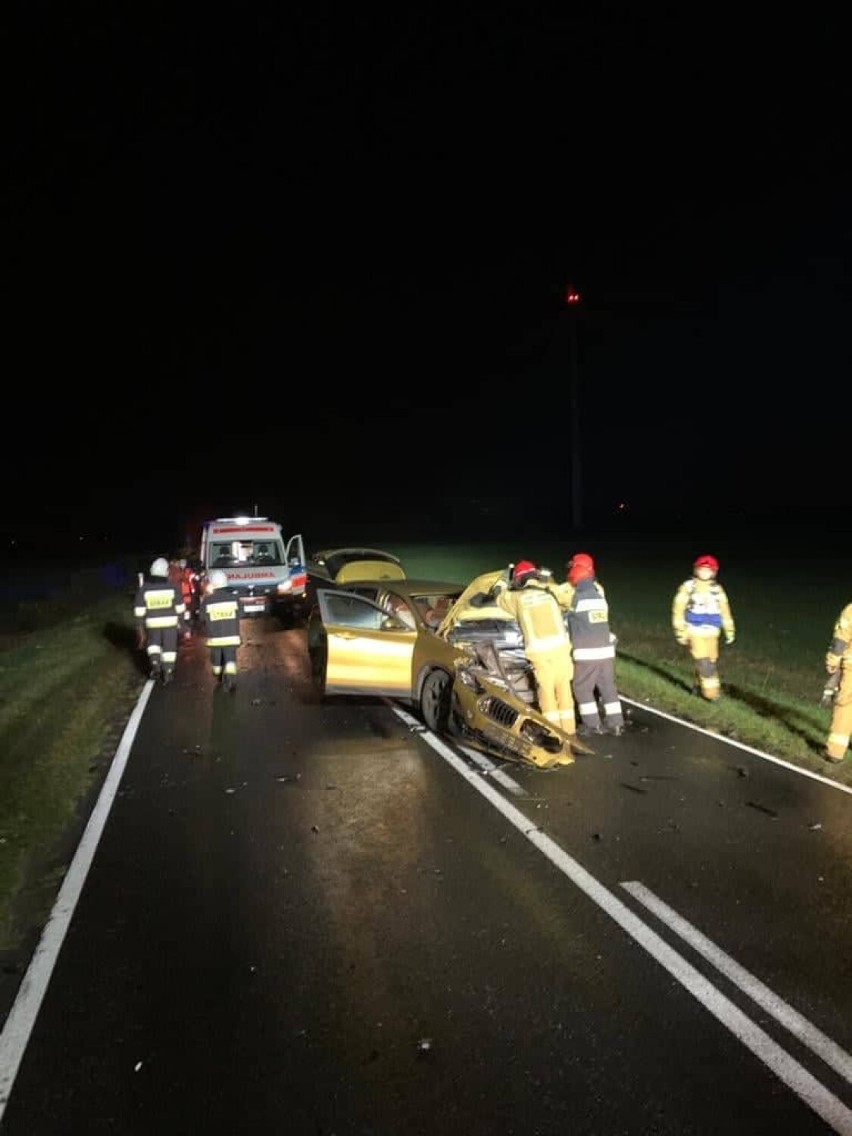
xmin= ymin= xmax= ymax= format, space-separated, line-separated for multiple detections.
xmin=1 ymin=617 xmax=852 ymax=1135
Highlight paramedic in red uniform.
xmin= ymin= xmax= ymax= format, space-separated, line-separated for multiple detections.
xmin=178 ymin=559 xmax=196 ymax=628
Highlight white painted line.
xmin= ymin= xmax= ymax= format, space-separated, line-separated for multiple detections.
xmin=457 ymin=745 xmax=525 ymax=794
xmin=0 ymin=681 xmax=154 ymax=1119
xmin=621 ymin=880 xmax=852 ymax=1086
xmin=392 ymin=704 xmax=527 ymax=795
xmin=397 ymin=711 xmax=852 ymax=1135
xmin=620 ymin=695 xmax=852 ymax=795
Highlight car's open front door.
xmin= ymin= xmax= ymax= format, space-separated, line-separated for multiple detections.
xmin=316 ymin=588 xmax=416 ymax=697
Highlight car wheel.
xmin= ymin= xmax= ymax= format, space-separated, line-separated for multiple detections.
xmin=447 ymin=690 xmax=465 ymax=738
xmin=309 ymin=639 xmax=327 ymax=697
xmin=420 ymin=669 xmax=452 ymax=733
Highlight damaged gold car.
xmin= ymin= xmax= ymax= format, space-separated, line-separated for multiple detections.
xmin=308 ymin=569 xmax=593 ymax=769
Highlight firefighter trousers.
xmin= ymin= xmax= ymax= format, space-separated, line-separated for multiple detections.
xmin=684 ymin=629 xmax=722 ymax=700
xmin=572 ymin=659 xmax=624 ymax=730
xmin=146 ymin=625 xmax=178 ymax=678
xmin=209 ymin=644 xmax=238 ymax=681
xmin=528 ymin=644 xmax=575 ymax=735
xmin=826 ymin=665 xmax=852 ymax=762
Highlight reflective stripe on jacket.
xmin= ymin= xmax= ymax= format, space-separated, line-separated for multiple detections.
xmin=672 ymin=578 xmax=734 ymax=636
xmin=826 ymin=602 xmax=852 ymax=669
xmin=201 ymin=593 xmax=241 ymax=647
xmin=133 ymin=581 xmax=185 ymax=629
xmin=566 ymin=578 xmax=615 ymax=662
xmin=493 ymin=579 xmax=569 ymax=654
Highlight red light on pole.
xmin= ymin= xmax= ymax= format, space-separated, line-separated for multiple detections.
xmin=563 ymin=282 xmax=582 ymax=529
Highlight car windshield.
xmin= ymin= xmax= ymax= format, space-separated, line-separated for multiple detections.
xmin=410 ymin=592 xmax=461 ymax=627
xmin=250 ymin=542 xmax=281 ymax=565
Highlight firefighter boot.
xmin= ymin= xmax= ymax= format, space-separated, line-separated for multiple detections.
xmin=577 ymin=723 xmax=603 ymax=737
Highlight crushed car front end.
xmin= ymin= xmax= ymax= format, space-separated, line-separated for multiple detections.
xmin=450 ymin=648 xmax=585 ymax=768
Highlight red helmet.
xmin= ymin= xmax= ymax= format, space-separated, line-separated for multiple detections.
xmin=512 ymin=559 xmax=538 ymax=584
xmin=693 ymin=554 xmax=719 ymax=573
xmin=568 ymin=552 xmax=595 ymax=585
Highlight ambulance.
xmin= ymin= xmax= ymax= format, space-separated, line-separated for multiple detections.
xmin=199 ymin=516 xmax=307 ymax=620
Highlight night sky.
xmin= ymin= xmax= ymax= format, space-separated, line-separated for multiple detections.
xmin=7 ymin=8 xmax=850 ymax=555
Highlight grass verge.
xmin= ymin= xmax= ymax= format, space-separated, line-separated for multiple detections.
xmin=0 ymin=591 xmax=143 ymax=957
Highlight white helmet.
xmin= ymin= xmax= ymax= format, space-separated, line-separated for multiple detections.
xmin=150 ymin=557 xmax=169 ymax=578
xmin=209 ymin=569 xmax=228 ymax=589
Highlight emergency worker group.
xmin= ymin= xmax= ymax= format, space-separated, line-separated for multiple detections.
xmin=134 ymin=556 xmax=241 ymax=691
xmin=490 ymin=553 xmax=624 ymax=741
xmin=134 ymin=546 xmax=850 ymax=769
xmin=487 ymin=549 xmax=845 ymax=767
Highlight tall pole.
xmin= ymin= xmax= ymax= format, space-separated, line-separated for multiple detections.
xmin=565 ymin=285 xmax=582 ymax=531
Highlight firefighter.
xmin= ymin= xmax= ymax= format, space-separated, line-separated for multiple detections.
xmin=561 ymin=553 xmax=624 ymax=736
xmin=134 ymin=557 xmax=185 ymax=684
xmin=822 ymin=602 xmax=852 ymax=764
xmin=199 ymin=569 xmax=241 ymax=691
xmin=491 ymin=560 xmax=576 ymax=743
xmin=671 ymin=554 xmax=735 ymax=701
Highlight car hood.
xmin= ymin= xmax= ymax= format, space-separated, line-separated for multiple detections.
xmin=436 ymin=569 xmax=515 ymax=635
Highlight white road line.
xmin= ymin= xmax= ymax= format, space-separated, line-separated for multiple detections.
xmin=2 ymin=691 xmax=845 ymax=1128
xmin=457 ymin=745 xmax=525 ymax=794
xmin=393 ymin=704 xmax=525 ymax=795
xmin=396 ymin=710 xmax=852 ymax=1135
xmin=621 ymin=880 xmax=852 ymax=1086
xmin=0 ymin=681 xmax=154 ymax=1119
xmin=620 ymin=695 xmax=852 ymax=795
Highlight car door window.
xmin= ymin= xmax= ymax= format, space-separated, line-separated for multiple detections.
xmin=321 ymin=591 xmax=389 ymax=631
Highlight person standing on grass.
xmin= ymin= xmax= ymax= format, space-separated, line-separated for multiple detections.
xmin=199 ymin=569 xmax=241 ymax=691
xmin=822 ymin=601 xmax=852 ymax=764
xmin=671 ymin=554 xmax=735 ymax=701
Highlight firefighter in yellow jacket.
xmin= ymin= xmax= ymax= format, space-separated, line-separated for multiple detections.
xmin=492 ymin=560 xmax=576 ymax=740
xmin=199 ymin=570 xmax=242 ymax=691
xmin=671 ymin=554 xmax=735 ymax=701
xmin=823 ymin=602 xmax=852 ymax=764
xmin=134 ymin=556 xmax=186 ymax=685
